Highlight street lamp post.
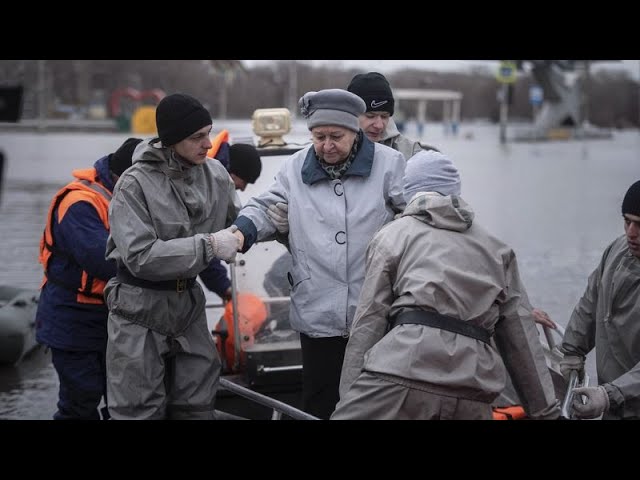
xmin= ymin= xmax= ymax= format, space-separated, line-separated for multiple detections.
xmin=38 ymin=60 xmax=47 ymax=130
xmin=288 ymin=61 xmax=297 ymax=119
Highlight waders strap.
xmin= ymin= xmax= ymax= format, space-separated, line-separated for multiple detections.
xmin=390 ymin=310 xmax=491 ymax=344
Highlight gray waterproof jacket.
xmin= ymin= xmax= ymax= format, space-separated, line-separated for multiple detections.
xmin=339 ymin=193 xmax=560 ymax=418
xmin=379 ymin=118 xmax=424 ymax=161
xmin=561 ymin=235 xmax=640 ymax=419
xmin=105 ymin=140 xmax=241 ymax=334
xmin=235 ymin=136 xmax=406 ymax=337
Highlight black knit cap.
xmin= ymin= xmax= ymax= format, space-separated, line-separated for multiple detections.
xmin=155 ymin=93 xmax=212 ymax=146
xmin=229 ymin=143 xmax=262 ymax=184
xmin=110 ymin=137 xmax=143 ymax=177
xmin=347 ymin=72 xmax=395 ymax=116
xmin=622 ymin=180 xmax=640 ymax=216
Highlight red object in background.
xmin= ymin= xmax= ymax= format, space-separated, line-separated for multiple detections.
xmin=109 ymin=88 xmax=165 ymax=117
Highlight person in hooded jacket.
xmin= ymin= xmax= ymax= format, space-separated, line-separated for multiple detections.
xmin=345 ymin=73 xmax=561 ymax=334
xmin=104 ymin=93 xmax=242 ymax=420
xmin=558 ymin=179 xmax=640 ymax=420
xmin=331 ymin=150 xmax=560 ymax=420
xmin=36 ymin=137 xmax=142 ymax=420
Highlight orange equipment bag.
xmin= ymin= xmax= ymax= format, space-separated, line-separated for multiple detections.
xmin=213 ymin=293 xmax=267 ymax=373
xmin=492 ymin=405 xmax=527 ymax=420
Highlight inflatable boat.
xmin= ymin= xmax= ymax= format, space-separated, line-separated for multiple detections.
xmin=0 ymin=285 xmax=39 ymax=365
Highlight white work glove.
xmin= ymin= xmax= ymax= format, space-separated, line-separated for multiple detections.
xmin=572 ymin=386 xmax=609 ymax=419
xmin=267 ymin=202 xmax=289 ymax=234
xmin=209 ymin=226 xmax=241 ymax=263
xmin=559 ymin=354 xmax=585 ymax=382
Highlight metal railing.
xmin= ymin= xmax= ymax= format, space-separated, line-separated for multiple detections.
xmin=560 ymin=369 xmax=590 ymax=420
xmin=218 ymin=377 xmax=319 ymax=420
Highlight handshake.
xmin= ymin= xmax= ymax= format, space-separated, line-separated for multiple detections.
xmin=208 ymin=226 xmax=244 ymax=263
xmin=208 ymin=202 xmax=289 ymax=264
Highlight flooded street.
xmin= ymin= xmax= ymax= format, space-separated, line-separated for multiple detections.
xmin=1 ymin=121 xmax=638 ymax=419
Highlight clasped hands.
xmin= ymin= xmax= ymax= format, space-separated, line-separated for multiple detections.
xmin=209 ymin=226 xmax=245 ymax=263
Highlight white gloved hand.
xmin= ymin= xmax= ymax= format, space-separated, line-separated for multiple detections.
xmin=267 ymin=202 xmax=289 ymax=234
xmin=559 ymin=354 xmax=585 ymax=382
xmin=572 ymin=386 xmax=609 ymax=419
xmin=209 ymin=226 xmax=241 ymax=263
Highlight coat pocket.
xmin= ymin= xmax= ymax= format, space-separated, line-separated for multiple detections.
xmin=288 ymin=251 xmax=311 ymax=290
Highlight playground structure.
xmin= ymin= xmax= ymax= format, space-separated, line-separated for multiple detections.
xmin=511 ymin=60 xmax=613 ymax=141
xmin=109 ymin=88 xmax=165 ymax=134
xmin=394 ymin=88 xmax=463 ymax=137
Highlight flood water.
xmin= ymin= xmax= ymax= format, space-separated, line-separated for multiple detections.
xmin=0 ymin=120 xmax=638 ymax=419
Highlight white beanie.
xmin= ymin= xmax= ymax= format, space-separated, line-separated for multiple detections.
xmin=403 ymin=150 xmax=461 ymax=203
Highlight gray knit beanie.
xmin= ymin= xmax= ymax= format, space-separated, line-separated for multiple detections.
xmin=299 ymin=89 xmax=366 ymax=132
xmin=403 ymin=150 xmax=461 ymax=202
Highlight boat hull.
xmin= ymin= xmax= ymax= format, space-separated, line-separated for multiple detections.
xmin=0 ymin=285 xmax=39 ymax=365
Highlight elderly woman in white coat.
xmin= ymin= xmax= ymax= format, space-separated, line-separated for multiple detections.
xmin=232 ymin=89 xmax=406 ymax=419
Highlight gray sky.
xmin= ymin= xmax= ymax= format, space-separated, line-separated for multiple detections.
xmin=243 ymin=60 xmax=640 ymax=80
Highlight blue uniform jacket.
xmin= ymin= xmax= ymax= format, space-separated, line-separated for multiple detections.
xmin=36 ymin=155 xmax=116 ymax=352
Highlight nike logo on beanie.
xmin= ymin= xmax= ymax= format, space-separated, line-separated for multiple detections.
xmin=370 ymin=100 xmax=389 ymax=109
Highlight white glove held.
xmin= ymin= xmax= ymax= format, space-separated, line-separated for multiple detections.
xmin=572 ymin=385 xmax=609 ymax=419
xmin=209 ymin=225 xmax=240 ymax=263
xmin=267 ymin=202 xmax=289 ymax=234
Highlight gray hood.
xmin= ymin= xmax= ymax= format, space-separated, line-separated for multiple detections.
xmin=132 ymin=138 xmax=185 ymax=170
xmin=401 ymin=192 xmax=474 ymax=232
xmin=132 ymin=139 xmax=165 ymax=164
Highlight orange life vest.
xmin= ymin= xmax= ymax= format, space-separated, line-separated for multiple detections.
xmin=39 ymin=168 xmax=111 ymax=305
xmin=207 ymin=129 xmax=230 ymax=159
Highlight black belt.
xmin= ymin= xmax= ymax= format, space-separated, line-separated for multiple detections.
xmin=390 ymin=310 xmax=491 ymax=344
xmin=116 ymin=268 xmax=196 ymax=293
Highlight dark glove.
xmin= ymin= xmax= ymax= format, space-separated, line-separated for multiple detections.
xmin=221 ymin=287 xmax=232 ymax=303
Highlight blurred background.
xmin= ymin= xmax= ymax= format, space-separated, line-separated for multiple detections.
xmin=0 ymin=60 xmax=638 ymax=131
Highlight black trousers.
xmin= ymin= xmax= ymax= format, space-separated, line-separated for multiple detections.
xmin=50 ymin=348 xmax=110 ymax=420
xmin=299 ymin=333 xmax=348 ymax=420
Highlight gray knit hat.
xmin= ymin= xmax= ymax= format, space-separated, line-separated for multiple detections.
xmin=403 ymin=150 xmax=461 ymax=202
xmin=299 ymin=89 xmax=366 ymax=132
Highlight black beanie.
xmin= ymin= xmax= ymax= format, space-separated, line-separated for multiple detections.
xmin=622 ymin=180 xmax=640 ymax=216
xmin=110 ymin=137 xmax=143 ymax=177
xmin=347 ymin=72 xmax=395 ymax=116
xmin=155 ymin=93 xmax=212 ymax=146
xmin=229 ymin=143 xmax=262 ymax=184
